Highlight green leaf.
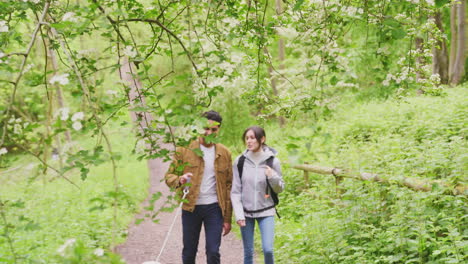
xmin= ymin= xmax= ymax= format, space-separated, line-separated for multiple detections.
xmin=24 ymin=222 xmax=41 ymax=231
xmin=330 ymin=76 xmax=338 ymax=85
xmin=80 ymin=167 xmax=90 ymax=180
xmin=193 ymin=148 xmax=203 ymax=157
xmin=293 ymin=0 xmax=305 ymax=11
xmin=391 ymin=28 xmax=406 ymax=40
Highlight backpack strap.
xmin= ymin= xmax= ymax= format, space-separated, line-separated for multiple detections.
xmin=237 ymin=155 xmax=246 ymax=179
xmin=238 ymin=155 xmax=273 ymax=179
xmin=243 ymin=205 xmax=276 ymax=214
xmin=265 ymin=156 xmax=281 ymax=218
xmin=264 ymin=156 xmax=275 ymax=201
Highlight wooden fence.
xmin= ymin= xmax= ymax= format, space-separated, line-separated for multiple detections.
xmin=290 ymin=164 xmax=467 ymax=196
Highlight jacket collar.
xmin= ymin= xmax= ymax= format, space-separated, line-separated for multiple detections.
xmin=243 ymin=145 xmax=276 ymax=164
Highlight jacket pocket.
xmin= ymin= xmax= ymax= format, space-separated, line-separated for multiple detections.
xmin=184 ymin=164 xmax=198 ymax=174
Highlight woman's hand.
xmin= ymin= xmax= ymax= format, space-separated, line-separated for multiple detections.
xmin=237 ymin=220 xmax=246 ymax=227
xmin=265 ymin=166 xmax=273 ymax=179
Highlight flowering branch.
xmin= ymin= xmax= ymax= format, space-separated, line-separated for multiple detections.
xmin=0 ymin=1 xmax=51 ymax=147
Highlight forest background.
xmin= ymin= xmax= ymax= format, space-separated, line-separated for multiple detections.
xmin=0 ymin=0 xmax=466 ymax=263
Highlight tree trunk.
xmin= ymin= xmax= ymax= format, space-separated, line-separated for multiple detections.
xmin=415 ymin=37 xmax=424 ymax=82
xmin=119 ymin=57 xmax=160 ymax=185
xmin=432 ymin=11 xmax=449 ymax=84
xmin=119 ymin=57 xmax=155 ymax=136
xmin=449 ymin=3 xmax=457 ymax=78
xmin=274 ymin=0 xmax=286 ymax=127
xmin=46 ymin=32 xmax=72 ymax=144
xmin=449 ymin=1 xmax=466 ymax=84
xmin=43 ymin=29 xmax=73 ymax=171
xmin=450 ymin=0 xmax=466 ymax=84
xmin=466 ymin=3 xmax=468 ymax=61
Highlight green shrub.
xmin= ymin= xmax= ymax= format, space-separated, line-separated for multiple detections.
xmin=272 ymin=87 xmax=468 ymax=263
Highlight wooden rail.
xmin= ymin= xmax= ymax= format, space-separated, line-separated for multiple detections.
xmin=290 ymin=164 xmax=467 ymax=196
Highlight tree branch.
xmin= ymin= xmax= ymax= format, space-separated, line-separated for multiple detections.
xmin=0 ymin=1 xmax=51 ymax=147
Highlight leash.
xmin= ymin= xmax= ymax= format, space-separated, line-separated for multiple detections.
xmin=143 ymin=180 xmax=190 ymax=264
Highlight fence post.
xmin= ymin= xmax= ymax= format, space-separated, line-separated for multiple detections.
xmin=332 ymin=168 xmax=344 ymax=196
xmin=303 ymin=162 xmax=310 ymax=188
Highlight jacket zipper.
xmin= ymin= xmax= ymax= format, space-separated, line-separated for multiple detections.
xmin=254 ymin=163 xmax=258 ymax=211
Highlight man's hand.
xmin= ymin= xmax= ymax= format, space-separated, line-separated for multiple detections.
xmin=179 ymin=173 xmax=193 ymax=184
xmin=223 ymin=222 xmax=232 ymax=236
xmin=236 ymin=220 xmax=246 ymax=227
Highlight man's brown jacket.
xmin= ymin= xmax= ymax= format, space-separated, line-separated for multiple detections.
xmin=165 ymin=140 xmax=233 ymax=223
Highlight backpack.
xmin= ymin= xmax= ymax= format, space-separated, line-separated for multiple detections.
xmin=237 ymin=155 xmax=280 ymax=218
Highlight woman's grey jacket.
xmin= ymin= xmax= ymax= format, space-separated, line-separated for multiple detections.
xmin=231 ymin=146 xmax=285 ymax=221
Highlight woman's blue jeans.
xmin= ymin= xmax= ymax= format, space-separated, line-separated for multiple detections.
xmin=240 ymin=216 xmax=275 ymax=264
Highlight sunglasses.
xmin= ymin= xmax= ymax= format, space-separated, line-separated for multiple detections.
xmin=204 ymin=127 xmax=219 ymax=132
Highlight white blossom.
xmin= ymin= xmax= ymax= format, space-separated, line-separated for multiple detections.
xmin=174 ymin=126 xmax=194 ymax=141
xmin=77 ymin=48 xmax=97 ymax=59
xmin=13 ymin=124 xmax=22 ymax=134
xmin=217 ymin=61 xmax=235 ymax=75
xmin=72 ymin=122 xmax=83 ymax=131
xmin=382 ymin=79 xmax=390 ymax=86
xmin=71 ymin=112 xmax=84 ymax=122
xmin=56 ymin=107 xmax=70 ymax=121
xmin=231 ymin=52 xmax=244 ymax=64
xmin=377 ymin=46 xmax=390 ymax=55
xmin=426 ymin=0 xmax=434 ymax=5
xmin=57 ymin=238 xmax=76 ymax=256
xmin=0 ymin=21 xmax=8 ymax=33
xmin=50 ymin=73 xmax=70 ymax=85
xmin=106 ymin=90 xmax=118 ymax=96
xmin=0 ymin=148 xmax=7 ymax=155
xmin=23 ymin=63 xmax=34 ymax=73
xmin=207 ymin=76 xmax=227 ymax=89
xmin=430 ymin=73 xmax=441 ymax=84
xmin=276 ymin=27 xmax=299 ymax=39
xmin=135 ymin=139 xmax=147 ymax=154
xmin=336 ymin=81 xmax=357 ymax=88
xmin=93 ymin=248 xmax=104 ymax=257
xmin=123 ymin=46 xmax=137 ymax=58
xmin=222 ymin=17 xmax=240 ymax=26
xmin=191 ymin=125 xmax=205 ymax=134
xmin=395 ymin=13 xmax=407 ymax=20
xmin=62 ymin=12 xmax=78 ymax=22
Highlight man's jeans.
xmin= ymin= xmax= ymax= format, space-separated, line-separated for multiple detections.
xmin=182 ymin=203 xmax=224 ymax=264
xmin=240 ymin=216 xmax=275 ymax=264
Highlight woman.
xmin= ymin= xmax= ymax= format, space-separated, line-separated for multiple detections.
xmin=231 ymin=126 xmax=285 ymax=264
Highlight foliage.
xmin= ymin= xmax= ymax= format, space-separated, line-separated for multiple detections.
xmin=53 ymin=239 xmax=125 ymax=264
xmin=271 ymin=87 xmax=467 ymax=263
xmin=0 ymin=0 xmax=466 ymax=262
xmin=0 ymin=122 xmax=148 ymax=263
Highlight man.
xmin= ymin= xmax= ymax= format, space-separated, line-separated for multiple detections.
xmin=165 ymin=110 xmax=233 ymax=264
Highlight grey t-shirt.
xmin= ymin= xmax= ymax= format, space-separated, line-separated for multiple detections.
xmin=196 ymin=145 xmax=218 ymax=205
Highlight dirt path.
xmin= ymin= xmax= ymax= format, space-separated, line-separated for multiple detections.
xmin=115 ymin=154 xmax=244 ymax=264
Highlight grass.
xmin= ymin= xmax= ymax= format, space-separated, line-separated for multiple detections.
xmin=0 ymin=120 xmax=149 ymax=263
